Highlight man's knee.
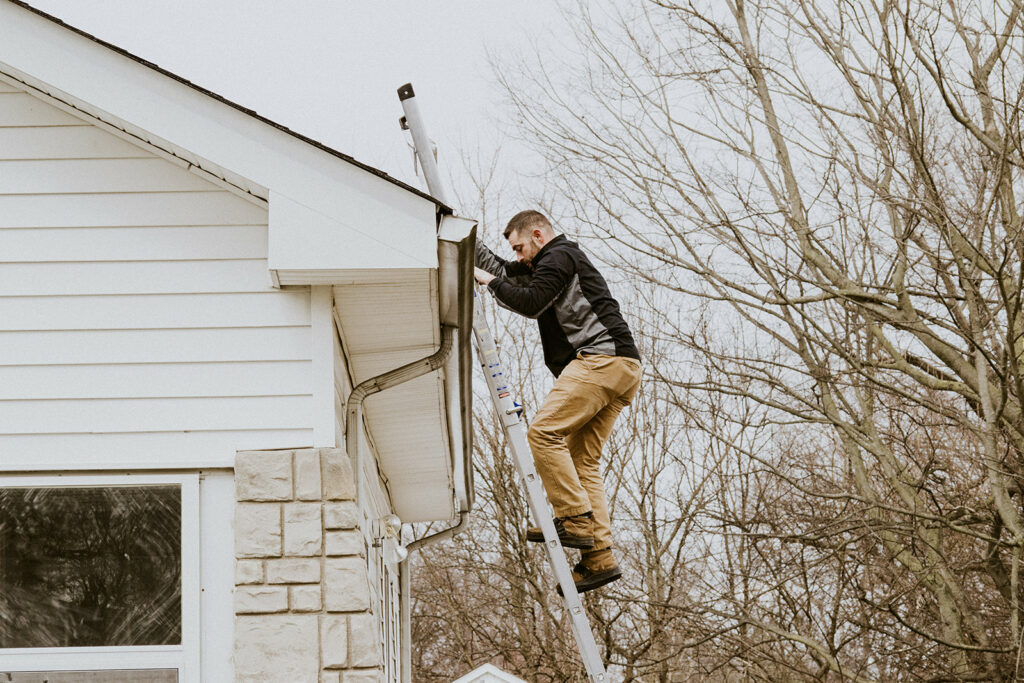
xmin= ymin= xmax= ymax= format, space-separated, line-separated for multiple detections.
xmin=527 ymin=418 xmax=559 ymax=449
xmin=526 ymin=421 xmax=544 ymax=447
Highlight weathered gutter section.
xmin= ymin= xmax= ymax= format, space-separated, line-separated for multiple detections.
xmin=437 ymin=216 xmax=477 ymax=514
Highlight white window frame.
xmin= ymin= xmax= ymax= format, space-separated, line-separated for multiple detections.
xmin=0 ymin=472 xmax=200 ymax=682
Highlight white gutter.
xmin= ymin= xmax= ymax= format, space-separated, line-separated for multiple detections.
xmin=437 ymin=216 xmax=477 ymax=513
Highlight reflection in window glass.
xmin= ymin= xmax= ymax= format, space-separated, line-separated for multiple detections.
xmin=0 ymin=486 xmax=181 ymax=647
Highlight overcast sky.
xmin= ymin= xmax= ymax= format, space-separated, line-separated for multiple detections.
xmin=27 ymin=1 xmax=566 ymax=201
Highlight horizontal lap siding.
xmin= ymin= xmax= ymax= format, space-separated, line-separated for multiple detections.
xmin=0 ymin=328 xmax=312 ymax=363
xmin=0 ymin=431 xmax=314 ymax=470
xmin=0 ymin=88 xmax=313 ymax=468
xmin=0 ymin=226 xmax=269 ymax=261
xmin=0 ymin=361 xmax=313 ymax=398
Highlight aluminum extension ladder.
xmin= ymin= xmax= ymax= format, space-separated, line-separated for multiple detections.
xmin=472 ymin=294 xmax=609 ymax=682
xmin=397 ymin=81 xmax=608 ymax=681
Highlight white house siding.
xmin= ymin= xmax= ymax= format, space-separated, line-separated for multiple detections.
xmin=0 ymin=82 xmax=314 ymax=469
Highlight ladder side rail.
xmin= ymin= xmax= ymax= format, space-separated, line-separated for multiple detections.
xmin=503 ymin=422 xmax=609 ymax=679
xmin=472 ymin=299 xmax=608 ymax=682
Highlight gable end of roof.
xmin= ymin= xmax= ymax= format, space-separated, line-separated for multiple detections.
xmin=4 ymin=0 xmax=451 ymax=213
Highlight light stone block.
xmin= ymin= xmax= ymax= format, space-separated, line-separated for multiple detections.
xmin=325 ymin=530 xmax=363 ymax=557
xmin=235 ymin=559 xmax=264 ymax=585
xmin=236 ymin=450 xmax=293 ymax=501
xmin=324 ymin=557 xmax=370 ymax=612
xmin=321 ymin=674 xmax=343 ymax=683
xmin=323 ymin=449 xmax=356 ymax=500
xmin=294 ymin=449 xmax=323 ymax=500
xmin=343 ymin=671 xmax=383 ymax=683
xmin=235 ymin=614 xmax=318 ymax=682
xmin=266 ymin=558 xmax=321 ymax=584
xmin=235 ymin=503 xmax=282 ymax=558
xmin=290 ymin=585 xmax=322 ymax=612
xmin=320 ymin=615 xmax=348 ymax=668
xmin=234 ymin=586 xmax=288 ymax=614
xmin=284 ymin=503 xmax=323 ymax=556
xmin=324 ymin=501 xmax=359 ymax=529
xmin=347 ymin=613 xmax=381 ymax=668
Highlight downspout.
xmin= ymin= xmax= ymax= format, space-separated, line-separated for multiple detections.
xmin=399 ymin=510 xmax=470 ymax=682
xmin=346 ymin=311 xmax=466 ymax=683
xmin=345 ymin=325 xmax=457 ymax=683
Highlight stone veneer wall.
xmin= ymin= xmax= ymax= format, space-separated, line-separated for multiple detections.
xmin=233 ymin=448 xmax=383 ymax=683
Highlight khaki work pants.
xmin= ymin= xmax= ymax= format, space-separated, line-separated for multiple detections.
xmin=527 ymin=354 xmax=641 ymax=551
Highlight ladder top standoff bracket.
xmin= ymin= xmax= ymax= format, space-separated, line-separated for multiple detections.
xmin=398 ymin=83 xmax=415 ymax=130
xmin=397 ymin=82 xmax=416 ymax=101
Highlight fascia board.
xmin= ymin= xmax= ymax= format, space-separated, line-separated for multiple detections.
xmin=0 ymin=2 xmax=439 ymax=272
xmin=437 ymin=216 xmax=477 ymax=513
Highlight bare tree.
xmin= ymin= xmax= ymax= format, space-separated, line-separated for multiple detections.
xmin=410 ymin=148 xmax=709 ymax=680
xmin=488 ymin=0 xmax=1024 ymax=679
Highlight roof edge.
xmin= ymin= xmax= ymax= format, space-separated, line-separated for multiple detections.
xmin=4 ymin=0 xmax=452 ymax=214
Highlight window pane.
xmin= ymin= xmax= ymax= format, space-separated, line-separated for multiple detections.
xmin=0 ymin=486 xmax=182 ymax=647
xmin=3 ymin=670 xmax=177 ymax=683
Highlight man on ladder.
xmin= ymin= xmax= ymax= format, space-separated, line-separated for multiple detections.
xmin=474 ymin=210 xmax=642 ymax=594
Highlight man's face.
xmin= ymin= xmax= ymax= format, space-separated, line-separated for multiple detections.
xmin=508 ymin=228 xmax=543 ymax=266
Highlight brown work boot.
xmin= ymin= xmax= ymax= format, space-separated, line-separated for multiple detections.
xmin=557 ymin=548 xmax=621 ymax=595
xmin=525 ymin=512 xmax=595 ymax=549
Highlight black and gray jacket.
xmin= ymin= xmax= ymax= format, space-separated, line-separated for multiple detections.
xmin=476 ymin=234 xmax=640 ymax=377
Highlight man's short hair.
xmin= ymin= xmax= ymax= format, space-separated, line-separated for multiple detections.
xmin=504 ymin=210 xmax=551 ymax=239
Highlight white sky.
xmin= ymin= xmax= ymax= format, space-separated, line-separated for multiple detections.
xmin=27 ymin=0 xmax=566 ymax=198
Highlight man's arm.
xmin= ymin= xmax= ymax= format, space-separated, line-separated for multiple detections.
xmin=475 ymin=241 xmax=531 ymax=281
xmin=487 ymin=249 xmax=574 ymax=319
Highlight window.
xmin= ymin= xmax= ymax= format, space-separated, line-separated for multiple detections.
xmin=0 ymin=475 xmax=198 ymax=682
xmin=0 ymin=485 xmax=181 ymax=647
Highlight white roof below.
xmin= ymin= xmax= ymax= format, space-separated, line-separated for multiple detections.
xmin=452 ymin=664 xmax=529 ymax=683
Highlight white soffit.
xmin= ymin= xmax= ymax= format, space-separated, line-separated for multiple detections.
xmin=333 ymin=272 xmax=455 ymax=522
xmin=366 ymin=373 xmax=454 ymax=522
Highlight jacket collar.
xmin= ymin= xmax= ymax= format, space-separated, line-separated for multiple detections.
xmin=532 ymin=234 xmax=566 ymax=265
